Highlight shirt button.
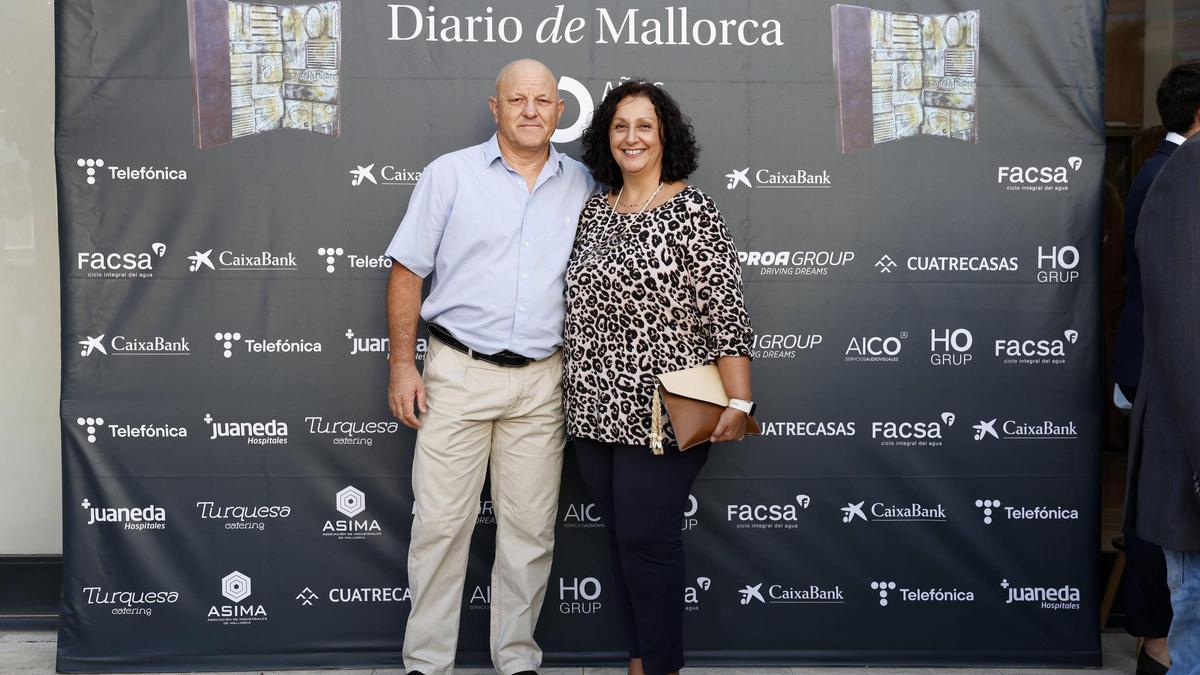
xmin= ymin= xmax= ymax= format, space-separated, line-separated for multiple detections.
xmin=519 ymin=306 xmax=527 ymax=312
xmin=521 ymin=273 xmax=528 ymax=279
xmin=523 ymin=241 xmax=530 ymax=247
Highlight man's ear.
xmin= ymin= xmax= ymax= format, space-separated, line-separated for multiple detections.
xmin=488 ymin=96 xmax=499 ymax=123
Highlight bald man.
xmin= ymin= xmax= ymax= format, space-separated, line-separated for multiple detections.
xmin=384 ymin=59 xmax=594 ymax=675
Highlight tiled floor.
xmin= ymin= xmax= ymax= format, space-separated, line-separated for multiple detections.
xmin=1 ymin=630 xmax=1140 ymax=674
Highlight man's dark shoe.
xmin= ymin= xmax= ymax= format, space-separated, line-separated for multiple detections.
xmin=406 ymin=671 xmax=426 ymax=675
xmin=1137 ymin=649 xmax=1169 ymax=675
xmin=512 ymin=671 xmax=537 ymax=675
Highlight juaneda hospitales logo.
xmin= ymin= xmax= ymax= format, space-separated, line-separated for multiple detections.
xmin=80 ymin=498 xmax=166 ymax=531
xmin=1001 ymin=578 xmax=1080 ymax=610
xmin=203 ymin=412 xmax=288 ymax=445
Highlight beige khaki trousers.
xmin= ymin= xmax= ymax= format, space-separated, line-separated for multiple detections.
xmin=403 ymin=337 xmax=564 ymax=675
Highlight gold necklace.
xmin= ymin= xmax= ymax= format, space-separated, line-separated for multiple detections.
xmin=613 ymin=183 xmax=665 ymax=212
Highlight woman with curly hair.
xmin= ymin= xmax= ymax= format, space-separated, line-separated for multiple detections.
xmin=562 ymin=80 xmax=754 ymax=675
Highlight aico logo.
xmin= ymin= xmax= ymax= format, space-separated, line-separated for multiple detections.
xmin=1036 ymin=245 xmax=1080 ymax=284
xmin=320 ymin=247 xmax=392 ymax=274
xmin=994 ymin=329 xmax=1077 ymax=366
xmin=78 ymin=334 xmax=190 ymax=358
xmin=871 ymin=412 xmax=954 ymax=447
xmin=974 ymin=498 xmax=1079 ymax=525
xmin=845 ymin=332 xmax=907 ymax=363
xmin=76 ymin=416 xmax=188 ymax=446
xmin=759 ymin=420 xmax=856 ymax=437
xmin=996 ymin=156 xmax=1081 ymax=192
xmin=558 ymin=576 xmax=602 ymax=615
xmin=469 ymin=584 xmax=491 ymax=610
xmin=930 ymin=328 xmax=973 ymax=366
xmin=195 ymin=500 xmax=292 ymax=532
xmin=684 ymin=576 xmax=710 ymax=611
xmin=841 ymin=500 xmax=948 ymax=524
xmin=726 ymin=494 xmax=809 ymax=529
xmin=77 ymin=157 xmax=187 ymax=185
xmin=215 ymin=331 xmax=322 ymax=359
xmin=80 ymin=498 xmax=166 ymax=532
xmin=76 ymin=243 xmax=166 ymax=279
xmin=739 ymin=580 xmax=844 ymax=606
xmin=203 ymin=413 xmax=288 ymax=445
xmin=871 ymin=579 xmax=975 ymax=607
xmin=1001 ymin=578 xmax=1081 ymax=611
xmin=348 ymin=163 xmax=423 ymax=188
xmin=304 ymin=415 xmax=401 ymax=447
xmin=724 ymin=167 xmax=832 ymax=191
xmin=562 ymin=502 xmax=604 ymax=529
xmin=972 ymin=418 xmax=1078 ymax=442
xmin=751 ymin=333 xmax=822 ymax=359
xmin=207 ymin=571 xmax=268 ymax=625
xmin=82 ymin=586 xmax=179 ymax=617
xmin=323 ymin=486 xmax=382 ymax=540
xmin=190 ymin=249 xmax=297 ymax=273
xmin=736 ymin=250 xmax=854 ymax=277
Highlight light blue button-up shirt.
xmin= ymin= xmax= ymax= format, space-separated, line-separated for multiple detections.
xmin=385 ymin=135 xmax=594 ymax=359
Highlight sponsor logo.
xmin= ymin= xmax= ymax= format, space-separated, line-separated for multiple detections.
xmin=750 ymin=333 xmax=822 ymax=359
xmin=77 ymin=157 xmax=187 ymax=185
xmin=737 ymin=250 xmax=855 ymax=277
xmin=76 ymin=243 xmax=166 ymax=279
xmin=477 ymin=498 xmax=496 ymax=526
xmin=203 ymin=413 xmax=288 ymax=445
xmin=930 ymin=328 xmax=973 ymax=367
xmin=207 ymin=571 xmax=267 ymax=625
xmin=841 ymin=500 xmax=947 ymax=524
xmin=684 ymin=576 xmax=711 ymax=611
xmin=562 ymin=502 xmax=604 ymax=529
xmin=188 ymin=249 xmax=214 ymax=272
xmin=845 ymin=332 xmax=908 ymax=363
xmin=80 ymin=498 xmax=166 ymax=531
xmin=1036 ymin=245 xmax=1081 ymax=284
xmin=870 ymin=412 xmax=954 ymax=447
xmin=997 ymin=156 xmax=1081 ymax=192
xmin=469 ymin=584 xmax=491 ymax=610
xmin=759 ymin=420 xmax=856 ymax=437
xmin=872 ymin=579 xmax=974 ymax=607
xmin=906 ymin=255 xmax=1019 ymax=273
xmin=79 ymin=334 xmax=191 ymax=358
xmin=724 ymin=166 xmax=831 ymax=190
xmin=323 ymin=486 xmax=382 ymax=540
xmin=726 ymin=494 xmax=808 ymax=529
xmin=840 ymin=501 xmax=866 ymax=523
xmin=972 ymin=418 xmax=1078 ymax=441
xmin=1001 ymin=578 xmax=1080 ymax=610
xmin=558 ymin=576 xmax=602 ymax=615
xmin=296 ymin=587 xmax=318 ymax=606
xmin=195 ymin=500 xmax=292 ymax=531
xmin=875 ymin=255 xmax=897 ymax=273
xmin=349 ymin=164 xmax=377 ymax=186
xmin=994 ymin=330 xmax=1077 ymax=366
xmin=76 ymin=416 xmax=188 ymax=446
xmin=82 ymin=585 xmax=179 ymax=616
xmin=974 ymin=499 xmax=1079 ymax=525
xmin=327 ymin=586 xmax=411 ymax=603
xmin=215 ymin=331 xmax=322 ymax=359
xmin=740 ymin=581 xmax=845 ymax=605
xmin=304 ymin=415 xmax=401 ymax=447
xmin=188 ymin=249 xmax=297 ymax=273
xmin=321 ymin=248 xmax=392 ymax=274
xmin=681 ymin=493 xmax=699 ymax=531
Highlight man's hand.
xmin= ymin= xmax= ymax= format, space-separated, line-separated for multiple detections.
xmin=389 ymin=361 xmax=428 ymax=429
xmin=710 ymin=407 xmax=749 ymax=443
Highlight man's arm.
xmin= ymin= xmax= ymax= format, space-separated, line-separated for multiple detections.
xmin=387 ymin=263 xmax=426 ymax=429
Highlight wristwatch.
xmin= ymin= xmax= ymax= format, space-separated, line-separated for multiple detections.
xmin=727 ymin=398 xmax=756 ymax=416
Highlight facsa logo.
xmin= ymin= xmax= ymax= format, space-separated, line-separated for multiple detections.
xmin=75 ymin=416 xmax=188 ymax=446
xmin=724 ymin=166 xmax=832 ymax=190
xmin=208 ymin=571 xmax=267 ymax=624
xmin=195 ymin=501 xmax=292 ymax=532
xmin=82 ymin=586 xmax=179 ymax=617
xmin=994 ymin=330 xmax=1077 ymax=366
xmin=303 ymin=415 xmax=402 ymax=448
xmin=972 ymin=418 xmax=1078 ymax=441
xmin=930 ymin=328 xmax=973 ymax=366
xmin=76 ymin=158 xmax=187 ymax=185
xmin=737 ymin=250 xmax=855 ymax=277
xmin=758 ymin=420 xmax=856 ymax=437
xmin=204 ymin=413 xmax=288 ymax=445
xmin=871 ymin=412 xmax=954 ymax=447
xmin=214 ymin=331 xmax=322 ymax=359
xmin=974 ymin=499 xmax=1079 ymax=525
xmin=842 ymin=500 xmax=947 ymax=524
xmin=349 ymin=163 xmax=421 ymax=187
xmin=76 ymin=243 xmax=166 ymax=279
xmin=79 ymin=334 xmax=190 ymax=357
xmin=80 ymin=498 xmax=166 ymax=531
xmin=684 ymin=576 xmax=711 ymax=611
xmin=1036 ymin=245 xmax=1080 ymax=284
xmin=189 ymin=249 xmax=297 ymax=273
xmin=750 ymin=333 xmax=822 ymax=359
xmin=1001 ymin=578 xmax=1081 ymax=610
xmin=320 ymin=247 xmax=392 ymax=274
xmin=726 ymin=494 xmax=808 ymax=529
xmin=558 ymin=576 xmax=602 ymax=615
xmin=997 ymin=156 xmax=1081 ymax=192
xmin=323 ymin=486 xmax=382 ymax=540
xmin=845 ymin=332 xmax=907 ymax=363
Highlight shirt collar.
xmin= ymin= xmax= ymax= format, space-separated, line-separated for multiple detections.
xmin=482 ymin=133 xmax=564 ymax=176
xmin=1165 ymin=131 xmax=1188 ymax=146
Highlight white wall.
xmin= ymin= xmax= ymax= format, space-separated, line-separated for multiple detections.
xmin=0 ymin=0 xmax=61 ymax=555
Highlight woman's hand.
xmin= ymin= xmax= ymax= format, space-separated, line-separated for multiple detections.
xmin=710 ymin=406 xmax=749 ymax=443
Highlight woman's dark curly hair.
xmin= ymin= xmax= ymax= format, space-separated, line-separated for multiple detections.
xmin=580 ymin=80 xmax=699 ymax=190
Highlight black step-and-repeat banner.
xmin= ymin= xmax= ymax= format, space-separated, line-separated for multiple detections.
xmin=56 ymin=1 xmax=1105 ymax=671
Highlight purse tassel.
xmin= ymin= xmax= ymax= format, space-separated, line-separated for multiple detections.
xmin=650 ymin=386 xmax=665 ymax=455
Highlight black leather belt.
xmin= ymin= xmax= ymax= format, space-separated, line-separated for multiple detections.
xmin=427 ymin=324 xmax=534 ymax=368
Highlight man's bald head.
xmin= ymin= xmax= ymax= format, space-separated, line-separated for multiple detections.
xmin=489 ymin=59 xmax=565 ymax=157
xmin=495 ymin=59 xmax=558 ymax=98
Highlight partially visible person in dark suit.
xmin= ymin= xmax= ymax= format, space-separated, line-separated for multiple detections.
xmin=1125 ymin=136 xmax=1200 ymax=674
xmin=1114 ymin=60 xmax=1200 ymax=675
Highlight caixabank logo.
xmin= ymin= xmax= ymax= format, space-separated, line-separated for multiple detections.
xmin=724 ymin=166 xmax=832 ymax=191
xmin=737 ymin=580 xmax=844 ymax=606
xmin=196 ymin=499 xmax=292 ymax=532
xmin=76 ymin=242 xmax=166 ymax=279
xmin=971 ymin=417 xmax=1078 ymax=442
xmin=79 ymin=498 xmax=166 ymax=532
xmin=82 ymin=585 xmax=179 ymax=617
xmin=207 ymin=571 xmax=268 ymax=625
xmin=77 ymin=333 xmax=190 ymax=358
xmin=203 ymin=412 xmax=289 ymax=445
xmin=558 ymin=576 xmax=602 ymax=615
xmin=973 ymin=498 xmax=1079 ymax=525
xmin=993 ymin=329 xmax=1079 ymax=367
xmin=997 ymin=156 xmax=1082 ymax=192
xmin=737 ymin=249 xmax=855 ymax=277
xmin=347 ymin=164 xmax=421 ymax=188
xmin=870 ymin=579 xmax=975 ymax=607
xmin=187 ymin=248 xmax=298 ymax=273
xmin=870 ymin=412 xmax=954 ymax=447
xmin=75 ymin=416 xmax=188 ymax=447
xmin=214 ymin=331 xmax=322 ymax=359
xmin=319 ymin=247 xmax=392 ymax=274
xmin=322 ymin=485 xmax=382 ymax=540
xmin=726 ymin=494 xmax=809 ymax=530
xmin=75 ymin=157 xmax=187 ymax=186
xmin=1001 ymin=578 xmax=1081 ymax=611
xmin=839 ymin=499 xmax=947 ymax=525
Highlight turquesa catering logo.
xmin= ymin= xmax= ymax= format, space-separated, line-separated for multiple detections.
xmin=82 ymin=585 xmax=179 ymax=617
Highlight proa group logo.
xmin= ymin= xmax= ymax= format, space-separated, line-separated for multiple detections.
xmin=77 ymin=157 xmax=187 ymax=186
xmin=930 ymin=328 xmax=974 ymax=367
xmin=750 ymin=332 xmax=822 ymax=360
xmin=759 ymin=419 xmax=857 ymax=437
xmin=871 ymin=412 xmax=954 ymax=448
xmin=80 ymin=498 xmax=166 ymax=532
xmin=75 ymin=416 xmax=189 ymax=447
xmin=1001 ymin=578 xmax=1081 ymax=610
xmin=214 ymin=331 xmax=322 ymax=359
xmin=322 ymin=486 xmax=382 ymax=540
xmin=684 ymin=576 xmax=711 ymax=611
xmin=972 ymin=417 xmax=1078 ymax=442
xmin=304 ymin=415 xmax=401 ymax=447
xmin=468 ymin=584 xmax=491 ymax=611
xmin=207 ymin=571 xmax=268 ymax=625
xmin=736 ymin=250 xmax=855 ymax=277
xmin=681 ymin=493 xmax=699 ymax=532
xmin=188 ymin=248 xmax=297 ymax=274
xmin=76 ymin=243 xmax=166 ymax=279
xmin=558 ymin=576 xmax=602 ymax=615
xmin=348 ymin=163 xmax=421 ymax=187
xmin=973 ymin=498 xmax=1079 ymax=525
xmin=1036 ymin=245 xmax=1081 ymax=284
xmin=845 ymin=332 xmax=908 ymax=364
xmin=724 ymin=166 xmax=832 ymax=191
xmin=994 ymin=330 xmax=1078 ymax=366
xmin=203 ymin=413 xmax=288 ymax=446
xmin=997 ymin=156 xmax=1082 ymax=192
xmin=738 ymin=580 xmax=844 ymax=606
xmin=562 ymin=502 xmax=604 ymax=529
xmin=840 ymin=500 xmax=947 ymax=525
xmin=78 ymin=333 xmax=191 ymax=358
xmin=870 ymin=579 xmax=975 ymax=607
xmin=477 ymin=498 xmax=496 ymax=526
xmin=726 ymin=494 xmax=809 ymax=530
xmin=82 ymin=586 xmax=179 ymax=617
xmin=195 ymin=499 xmax=292 ymax=532
xmin=319 ymin=247 xmax=392 ymax=274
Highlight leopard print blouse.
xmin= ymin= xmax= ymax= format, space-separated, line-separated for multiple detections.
xmin=563 ymin=185 xmax=754 ymax=446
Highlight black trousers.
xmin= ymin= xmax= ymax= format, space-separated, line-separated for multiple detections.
xmin=573 ymin=437 xmax=709 ymax=675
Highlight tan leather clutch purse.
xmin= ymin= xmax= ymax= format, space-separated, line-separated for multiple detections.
xmin=650 ymin=364 xmax=760 ymax=453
